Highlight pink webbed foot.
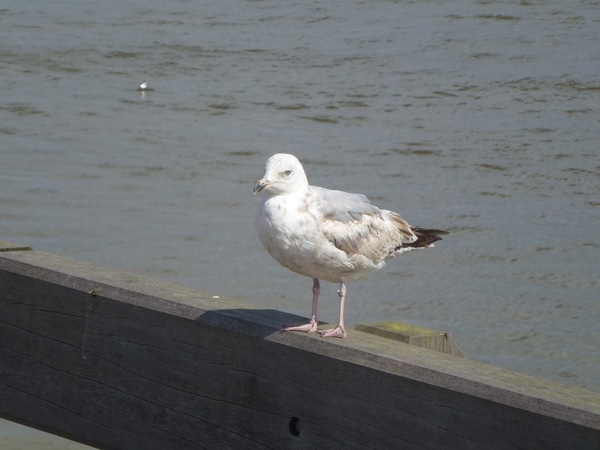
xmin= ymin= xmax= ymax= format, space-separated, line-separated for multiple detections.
xmin=318 ymin=325 xmax=347 ymax=339
xmin=284 ymin=317 xmax=318 ymax=333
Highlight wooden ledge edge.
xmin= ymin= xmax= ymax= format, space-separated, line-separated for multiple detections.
xmin=356 ymin=321 xmax=467 ymax=358
xmin=0 ymin=240 xmax=32 ymax=252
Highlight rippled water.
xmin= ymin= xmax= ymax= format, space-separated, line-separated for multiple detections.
xmin=1 ymin=0 xmax=599 ymax=446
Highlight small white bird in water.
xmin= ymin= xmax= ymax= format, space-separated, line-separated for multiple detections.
xmin=253 ymin=153 xmax=448 ymax=338
xmin=139 ymin=80 xmax=148 ymax=90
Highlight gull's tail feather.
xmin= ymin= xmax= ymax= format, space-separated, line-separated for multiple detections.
xmin=412 ymin=227 xmax=450 ymax=236
xmin=401 ymin=227 xmax=449 ymax=250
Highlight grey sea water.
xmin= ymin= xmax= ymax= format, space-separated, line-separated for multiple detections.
xmin=1 ymin=0 xmax=599 ymax=447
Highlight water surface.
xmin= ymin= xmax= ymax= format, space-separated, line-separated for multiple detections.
xmin=1 ymin=0 xmax=599 ymax=447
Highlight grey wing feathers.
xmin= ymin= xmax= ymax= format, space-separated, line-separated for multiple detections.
xmin=312 ymin=186 xmax=382 ymax=224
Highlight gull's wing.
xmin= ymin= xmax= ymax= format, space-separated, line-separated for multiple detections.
xmin=311 ymin=186 xmax=382 ymax=224
xmin=310 ymin=186 xmax=418 ymax=261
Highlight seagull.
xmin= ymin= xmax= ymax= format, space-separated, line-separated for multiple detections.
xmin=139 ymin=80 xmax=148 ymax=90
xmin=253 ymin=153 xmax=448 ymax=338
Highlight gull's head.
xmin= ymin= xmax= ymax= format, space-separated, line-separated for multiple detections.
xmin=253 ymin=153 xmax=309 ymax=196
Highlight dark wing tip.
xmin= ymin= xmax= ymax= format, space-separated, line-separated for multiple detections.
xmin=398 ymin=226 xmax=449 ymax=250
xmin=410 ymin=227 xmax=451 ymax=236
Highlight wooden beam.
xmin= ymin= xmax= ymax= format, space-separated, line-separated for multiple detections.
xmin=1 ymin=246 xmax=599 ymax=450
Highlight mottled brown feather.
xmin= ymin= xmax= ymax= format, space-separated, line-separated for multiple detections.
xmin=321 ymin=210 xmax=420 ymax=263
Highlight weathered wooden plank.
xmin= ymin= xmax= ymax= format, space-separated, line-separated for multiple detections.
xmin=0 ymin=240 xmax=32 ymax=252
xmin=356 ymin=321 xmax=466 ymax=357
xmin=1 ymin=248 xmax=600 ymax=450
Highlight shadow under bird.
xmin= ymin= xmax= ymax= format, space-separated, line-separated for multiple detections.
xmin=253 ymin=153 xmax=448 ymax=338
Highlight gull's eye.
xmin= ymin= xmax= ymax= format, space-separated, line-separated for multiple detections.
xmin=284 ymin=170 xmax=292 ymax=176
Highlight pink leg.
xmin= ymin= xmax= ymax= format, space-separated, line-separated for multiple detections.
xmin=319 ymin=279 xmax=347 ymax=338
xmin=284 ymin=279 xmax=319 ymax=333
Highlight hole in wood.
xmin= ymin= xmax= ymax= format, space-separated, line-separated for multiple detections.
xmin=288 ymin=417 xmax=301 ymax=436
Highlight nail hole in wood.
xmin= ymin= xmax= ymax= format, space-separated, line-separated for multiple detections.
xmin=288 ymin=417 xmax=300 ymax=436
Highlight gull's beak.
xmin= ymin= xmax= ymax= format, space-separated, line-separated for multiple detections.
xmin=253 ymin=178 xmax=271 ymax=195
